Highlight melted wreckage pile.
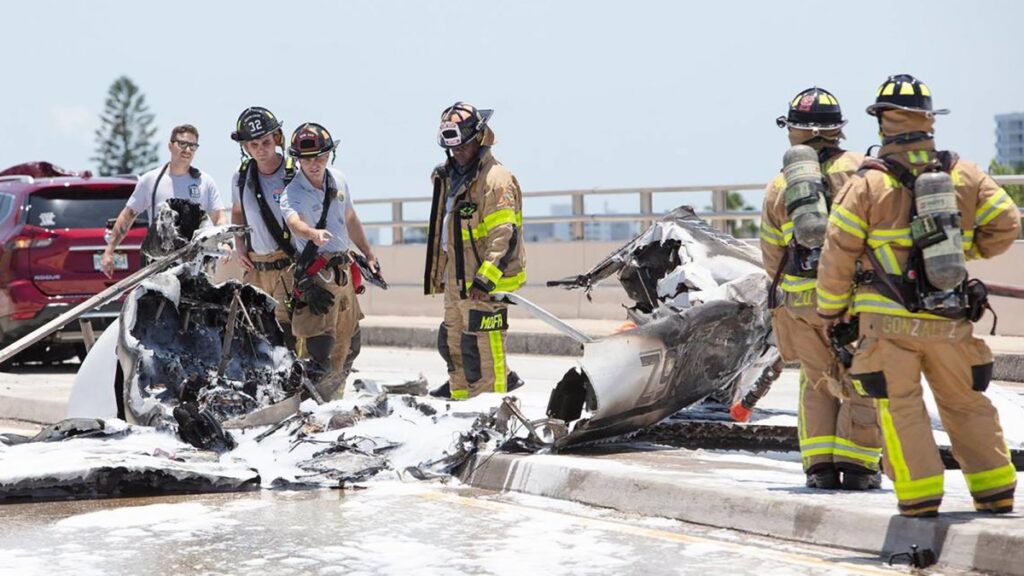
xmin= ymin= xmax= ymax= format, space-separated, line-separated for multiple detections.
xmin=3 ymin=204 xmax=1022 ymax=501
xmin=0 ymin=204 xmax=786 ymax=500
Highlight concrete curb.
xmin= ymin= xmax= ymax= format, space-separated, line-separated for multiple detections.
xmin=462 ymin=453 xmax=1024 ymax=575
xmin=0 ymin=395 xmax=66 ymax=425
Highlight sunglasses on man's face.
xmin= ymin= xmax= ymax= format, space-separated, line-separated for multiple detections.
xmin=173 ymin=140 xmax=200 ymax=151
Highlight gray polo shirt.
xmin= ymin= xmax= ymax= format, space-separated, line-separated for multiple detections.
xmin=125 ymin=164 xmax=224 ymax=223
xmin=232 ymin=158 xmax=289 ymax=255
xmin=279 ymin=167 xmax=353 ymax=255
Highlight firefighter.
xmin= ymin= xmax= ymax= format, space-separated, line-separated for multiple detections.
xmin=761 ymin=87 xmax=883 ymax=490
xmin=817 ymin=74 xmax=1021 ymax=516
xmin=280 ymin=123 xmax=375 ymax=399
xmin=424 ymin=102 xmax=526 ymax=400
xmin=229 ymin=106 xmax=299 ymax=350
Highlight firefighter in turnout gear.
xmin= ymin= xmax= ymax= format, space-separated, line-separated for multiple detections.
xmin=424 ymin=102 xmax=526 ymax=400
xmin=280 ymin=123 xmax=376 ymax=399
xmin=761 ymin=87 xmax=883 ymax=490
xmin=817 ymin=74 xmax=1021 ymax=516
xmin=230 ymin=106 xmax=299 ymax=350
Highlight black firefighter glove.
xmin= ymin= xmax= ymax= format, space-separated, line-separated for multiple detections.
xmin=828 ymin=317 xmax=860 ymax=369
xmin=294 ymin=274 xmax=335 ymax=316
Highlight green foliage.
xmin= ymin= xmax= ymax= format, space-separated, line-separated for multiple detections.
xmin=726 ymin=191 xmax=757 ymax=238
xmin=92 ymin=76 xmax=159 ymax=176
xmin=989 ymin=160 xmax=1024 ymax=207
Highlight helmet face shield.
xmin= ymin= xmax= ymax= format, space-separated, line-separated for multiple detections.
xmin=438 ymin=120 xmax=469 ymax=148
xmin=437 ymin=101 xmax=493 ymax=149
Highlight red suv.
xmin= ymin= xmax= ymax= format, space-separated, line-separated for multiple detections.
xmin=0 ymin=162 xmax=146 ymax=365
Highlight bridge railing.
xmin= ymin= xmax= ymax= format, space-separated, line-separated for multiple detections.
xmin=355 ymin=175 xmax=1024 ymax=243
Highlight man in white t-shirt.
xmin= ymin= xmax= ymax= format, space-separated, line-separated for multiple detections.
xmin=101 ymin=124 xmax=226 ymax=278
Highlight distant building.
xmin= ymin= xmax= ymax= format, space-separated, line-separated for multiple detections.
xmin=996 ymin=112 xmax=1024 ymax=167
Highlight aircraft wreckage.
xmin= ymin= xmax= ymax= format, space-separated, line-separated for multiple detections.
xmin=2 ymin=203 xmax=1023 ymax=502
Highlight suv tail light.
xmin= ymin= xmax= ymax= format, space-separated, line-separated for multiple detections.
xmin=5 ymin=225 xmax=55 ymax=250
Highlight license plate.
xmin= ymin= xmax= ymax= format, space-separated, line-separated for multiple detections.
xmin=94 ymin=252 xmax=128 ymax=271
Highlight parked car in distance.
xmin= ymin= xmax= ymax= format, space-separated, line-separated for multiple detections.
xmin=0 ymin=162 xmax=147 ymax=367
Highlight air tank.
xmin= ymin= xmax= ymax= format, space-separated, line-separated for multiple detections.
xmin=913 ymin=172 xmax=966 ymax=291
xmin=782 ymin=145 xmax=828 ymax=248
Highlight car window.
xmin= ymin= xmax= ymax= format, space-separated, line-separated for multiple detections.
xmin=26 ymin=185 xmax=141 ymax=229
xmin=0 ymin=192 xmax=13 ymax=223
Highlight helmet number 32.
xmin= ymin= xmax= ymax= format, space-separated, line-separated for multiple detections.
xmin=248 ymin=119 xmax=263 ymax=132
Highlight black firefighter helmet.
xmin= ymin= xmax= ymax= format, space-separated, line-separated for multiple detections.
xmin=288 ymin=122 xmax=338 ymax=158
xmin=776 ymin=87 xmax=847 ymax=131
xmin=231 ymin=106 xmax=282 ymax=142
xmin=866 ymin=74 xmax=949 ymax=117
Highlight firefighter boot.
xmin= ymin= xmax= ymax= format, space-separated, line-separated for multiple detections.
xmin=842 ymin=470 xmax=883 ymax=491
xmin=806 ymin=464 xmax=840 ymax=489
xmin=429 ymin=381 xmax=451 ymax=398
xmin=429 ymin=372 xmax=523 ymax=399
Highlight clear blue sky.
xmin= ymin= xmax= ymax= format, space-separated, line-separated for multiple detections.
xmin=1 ymin=0 xmax=1020 ymax=225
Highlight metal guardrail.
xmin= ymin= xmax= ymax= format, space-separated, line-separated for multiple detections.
xmin=355 ymin=175 xmax=1024 ymax=243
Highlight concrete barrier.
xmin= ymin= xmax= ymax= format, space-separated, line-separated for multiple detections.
xmin=219 ymin=240 xmax=1024 ymax=335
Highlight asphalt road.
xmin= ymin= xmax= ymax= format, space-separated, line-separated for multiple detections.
xmin=0 ymin=485 xmax=925 ymax=576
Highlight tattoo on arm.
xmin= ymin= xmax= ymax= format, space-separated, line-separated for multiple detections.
xmin=107 ymin=208 xmax=138 ymax=250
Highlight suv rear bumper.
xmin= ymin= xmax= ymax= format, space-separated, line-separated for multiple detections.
xmin=0 ymin=300 xmax=124 ymax=346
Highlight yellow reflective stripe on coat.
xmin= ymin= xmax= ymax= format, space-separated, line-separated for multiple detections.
xmin=829 ymin=206 xmax=867 ymax=239
xmin=466 ymin=270 xmax=527 ymax=293
xmin=867 ymin=228 xmax=912 ymax=248
xmin=461 ymin=209 xmax=523 ymax=241
xmin=450 ymin=389 xmax=469 ymax=400
xmin=760 ymin=221 xmax=786 ymax=246
xmin=781 ymin=275 xmax=816 ymax=293
xmin=852 ymin=293 xmax=947 ymax=320
xmin=976 ymin=188 xmax=1015 ymax=227
xmin=780 ymin=221 xmax=795 ymax=244
xmin=477 ymin=261 xmax=503 ymax=284
xmin=816 ymin=286 xmax=851 ymax=311
xmin=964 ymin=463 xmax=1017 ymax=494
xmin=874 ymin=244 xmax=901 ymax=275
xmin=879 ymin=399 xmax=945 ymax=501
xmin=490 ymin=331 xmax=507 ymax=393
xmin=483 ymin=208 xmax=521 ymax=231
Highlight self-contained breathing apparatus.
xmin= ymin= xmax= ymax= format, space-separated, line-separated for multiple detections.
xmin=856 ymin=152 xmax=994 ymax=330
xmin=768 ymin=145 xmax=839 ymax=308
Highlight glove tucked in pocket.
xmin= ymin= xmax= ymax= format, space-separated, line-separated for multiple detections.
xmin=849 ymin=337 xmax=888 ymax=398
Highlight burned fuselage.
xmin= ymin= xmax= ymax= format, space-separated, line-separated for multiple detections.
xmin=118 ymin=268 xmax=301 ymax=427
xmin=544 ymin=206 xmax=776 ymax=446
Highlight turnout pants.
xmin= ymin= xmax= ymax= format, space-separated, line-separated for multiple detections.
xmin=291 ymin=257 xmax=362 ymax=399
xmin=438 ymin=271 xmax=511 ymax=400
xmin=772 ymin=291 xmax=882 ymax=475
xmin=850 ymin=313 xmax=1015 ymax=516
xmin=244 ymin=250 xmax=294 ymax=331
